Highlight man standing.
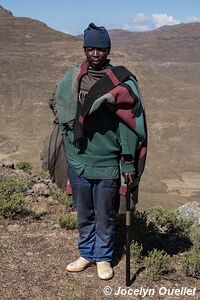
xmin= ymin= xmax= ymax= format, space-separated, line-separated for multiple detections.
xmin=55 ymin=23 xmax=147 ymax=280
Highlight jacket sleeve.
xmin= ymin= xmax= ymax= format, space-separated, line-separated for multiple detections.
xmin=119 ymin=76 xmax=145 ymax=174
xmin=119 ymin=121 xmax=138 ymax=173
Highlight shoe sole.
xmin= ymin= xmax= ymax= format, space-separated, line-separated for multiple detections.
xmin=98 ymin=274 xmax=114 ymax=280
xmin=66 ymin=263 xmax=96 ymax=273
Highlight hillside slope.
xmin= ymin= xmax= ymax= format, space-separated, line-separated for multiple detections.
xmin=0 ymin=5 xmax=83 ymax=164
xmin=0 ymin=6 xmax=200 ymax=203
xmin=110 ymin=22 xmax=200 ymax=84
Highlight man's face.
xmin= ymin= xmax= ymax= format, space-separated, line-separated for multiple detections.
xmin=84 ymin=47 xmax=109 ymax=70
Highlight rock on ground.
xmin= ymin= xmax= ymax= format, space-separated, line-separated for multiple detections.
xmin=178 ymin=201 xmax=200 ymax=223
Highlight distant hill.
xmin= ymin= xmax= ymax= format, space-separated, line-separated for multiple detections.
xmin=0 ymin=5 xmax=83 ymax=165
xmin=0 ymin=5 xmax=200 ymax=205
xmin=109 ymin=22 xmax=200 ymax=84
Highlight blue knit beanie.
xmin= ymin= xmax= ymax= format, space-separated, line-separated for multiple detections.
xmin=83 ymin=23 xmax=111 ymax=51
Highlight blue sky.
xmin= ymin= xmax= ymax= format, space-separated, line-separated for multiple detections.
xmin=1 ymin=0 xmax=200 ymax=34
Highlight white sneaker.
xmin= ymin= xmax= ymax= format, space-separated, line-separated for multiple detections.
xmin=97 ymin=262 xmax=114 ymax=280
xmin=66 ymin=257 xmax=95 ymax=272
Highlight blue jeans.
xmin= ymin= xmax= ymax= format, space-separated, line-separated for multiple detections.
xmin=68 ymin=165 xmax=118 ymax=262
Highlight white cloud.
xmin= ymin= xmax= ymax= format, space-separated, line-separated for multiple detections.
xmin=123 ymin=13 xmax=180 ymax=31
xmin=186 ymin=16 xmax=200 ymax=23
xmin=152 ymin=13 xmax=180 ymax=28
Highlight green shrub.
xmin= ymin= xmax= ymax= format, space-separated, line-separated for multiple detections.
xmin=16 ymin=161 xmax=33 ymax=173
xmin=0 ymin=177 xmax=26 ymax=217
xmin=58 ymin=213 xmax=77 ymax=229
xmin=183 ymin=249 xmax=200 ymax=279
xmin=0 ymin=192 xmax=24 ymax=218
xmin=0 ymin=177 xmax=27 ymax=194
xmin=189 ymin=223 xmax=200 ymax=257
xmin=183 ymin=223 xmax=200 ymax=279
xmin=148 ymin=206 xmax=193 ymax=234
xmin=37 ymin=170 xmax=50 ymax=180
xmin=144 ymin=249 xmax=171 ymax=280
xmin=130 ymin=241 xmax=143 ymax=263
xmin=130 ymin=210 xmax=156 ymax=244
xmin=191 ymin=242 xmax=200 ymax=253
xmin=189 ymin=223 xmax=200 ymax=243
xmin=51 ymin=185 xmax=73 ymax=209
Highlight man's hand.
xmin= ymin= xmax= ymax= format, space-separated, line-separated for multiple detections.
xmin=123 ymin=172 xmax=135 ymax=186
xmin=121 ymin=154 xmax=135 ymax=186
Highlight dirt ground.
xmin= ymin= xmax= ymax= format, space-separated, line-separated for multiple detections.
xmin=0 ymin=196 xmax=199 ymax=300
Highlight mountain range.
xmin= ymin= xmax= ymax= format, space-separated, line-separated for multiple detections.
xmin=0 ymin=5 xmax=200 ymax=208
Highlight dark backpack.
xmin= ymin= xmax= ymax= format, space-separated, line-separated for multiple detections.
xmin=40 ymin=91 xmax=68 ymax=190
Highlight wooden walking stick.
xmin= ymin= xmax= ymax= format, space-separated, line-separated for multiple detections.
xmin=125 ymin=181 xmax=138 ymax=286
xmin=125 ymin=183 xmax=131 ymax=286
